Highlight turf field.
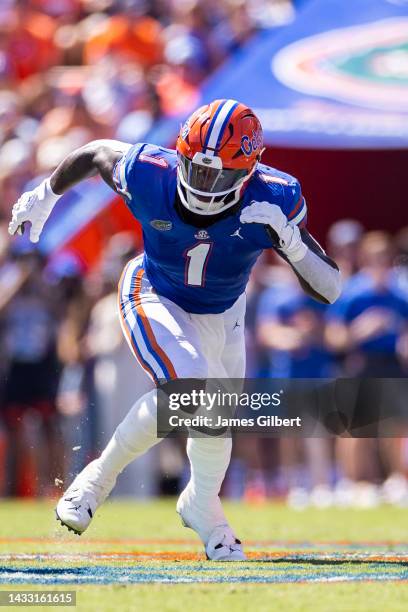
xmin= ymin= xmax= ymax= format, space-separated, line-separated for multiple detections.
xmin=0 ymin=499 xmax=408 ymax=611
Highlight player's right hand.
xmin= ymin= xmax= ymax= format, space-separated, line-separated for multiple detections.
xmin=8 ymin=178 xmax=60 ymax=243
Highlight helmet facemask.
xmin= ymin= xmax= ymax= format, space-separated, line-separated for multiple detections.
xmin=177 ymin=152 xmax=255 ymax=215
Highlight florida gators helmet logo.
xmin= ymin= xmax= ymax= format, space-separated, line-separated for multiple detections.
xmin=176 ymin=99 xmax=264 ymax=215
xmin=241 ymin=129 xmax=263 ymax=157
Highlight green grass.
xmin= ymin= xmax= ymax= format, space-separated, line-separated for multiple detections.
xmin=3 ymin=583 xmax=408 ymax=612
xmin=0 ymin=499 xmax=407 ymax=611
xmin=1 ymin=498 xmax=407 ymax=542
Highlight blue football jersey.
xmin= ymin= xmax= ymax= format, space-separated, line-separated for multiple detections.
xmin=113 ymin=143 xmax=307 ymax=314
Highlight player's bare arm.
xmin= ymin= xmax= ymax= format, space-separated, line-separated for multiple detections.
xmin=240 ymin=202 xmax=341 ymax=304
xmin=8 ymin=140 xmax=130 ymax=242
xmin=50 ymin=139 xmax=131 ymax=193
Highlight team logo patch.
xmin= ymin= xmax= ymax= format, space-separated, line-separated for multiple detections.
xmin=150 ymin=219 xmax=173 ymax=231
xmin=194 ymin=229 xmax=210 ymax=240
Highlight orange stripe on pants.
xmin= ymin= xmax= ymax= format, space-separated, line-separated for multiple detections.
xmin=132 ymin=268 xmax=178 ymax=380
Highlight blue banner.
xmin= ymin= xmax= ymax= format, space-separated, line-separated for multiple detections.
xmin=151 ymin=0 xmax=408 ymax=149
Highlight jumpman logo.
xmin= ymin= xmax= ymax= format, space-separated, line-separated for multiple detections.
xmin=230 ymin=227 xmax=243 ymax=240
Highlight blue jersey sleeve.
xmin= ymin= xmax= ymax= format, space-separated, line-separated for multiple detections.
xmin=284 ymin=180 xmax=307 ymax=228
xmin=113 ymin=142 xmax=173 ymax=220
xmin=256 ymin=167 xmax=307 ymax=227
xmin=245 ymin=167 xmax=308 ymax=249
xmin=113 ymin=142 xmax=143 ymax=201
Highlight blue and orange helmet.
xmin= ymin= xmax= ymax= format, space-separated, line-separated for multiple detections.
xmin=176 ymin=99 xmax=264 ymax=215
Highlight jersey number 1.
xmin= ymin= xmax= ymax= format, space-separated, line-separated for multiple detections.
xmin=185 ymin=243 xmax=212 ymax=287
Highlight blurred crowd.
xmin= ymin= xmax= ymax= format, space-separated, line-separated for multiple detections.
xmin=0 ymin=0 xmax=294 ymax=222
xmin=240 ymin=222 xmax=408 ymax=508
xmin=1 ymin=219 xmax=408 ymax=509
xmin=1 ymin=0 xmax=408 ymax=509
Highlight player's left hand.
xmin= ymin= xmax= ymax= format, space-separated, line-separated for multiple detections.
xmin=240 ymin=201 xmax=307 ymax=262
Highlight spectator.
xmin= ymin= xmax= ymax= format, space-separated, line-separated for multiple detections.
xmin=255 ymin=261 xmax=335 ymax=508
xmin=326 ymin=232 xmax=408 ymax=507
xmin=327 ymin=219 xmax=364 ymax=280
xmin=326 ymin=231 xmax=408 ymax=377
xmin=0 ymin=243 xmax=63 ymax=496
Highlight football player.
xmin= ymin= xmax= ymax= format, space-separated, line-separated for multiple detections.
xmin=9 ymin=99 xmax=341 ymax=560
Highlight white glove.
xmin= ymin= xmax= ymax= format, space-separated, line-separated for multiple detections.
xmin=240 ymin=201 xmax=307 ymax=262
xmin=8 ymin=178 xmax=60 ymax=243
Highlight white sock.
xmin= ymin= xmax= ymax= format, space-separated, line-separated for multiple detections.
xmin=183 ymin=436 xmax=232 ymax=535
xmin=90 ymin=389 xmax=160 ymax=488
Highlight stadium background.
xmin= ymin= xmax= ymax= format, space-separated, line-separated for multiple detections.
xmin=0 ymin=0 xmax=408 ymax=513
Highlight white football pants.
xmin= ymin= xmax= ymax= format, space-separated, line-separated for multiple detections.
xmin=118 ymin=255 xmax=246 ymax=382
xmin=105 ymin=255 xmax=246 ymax=513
